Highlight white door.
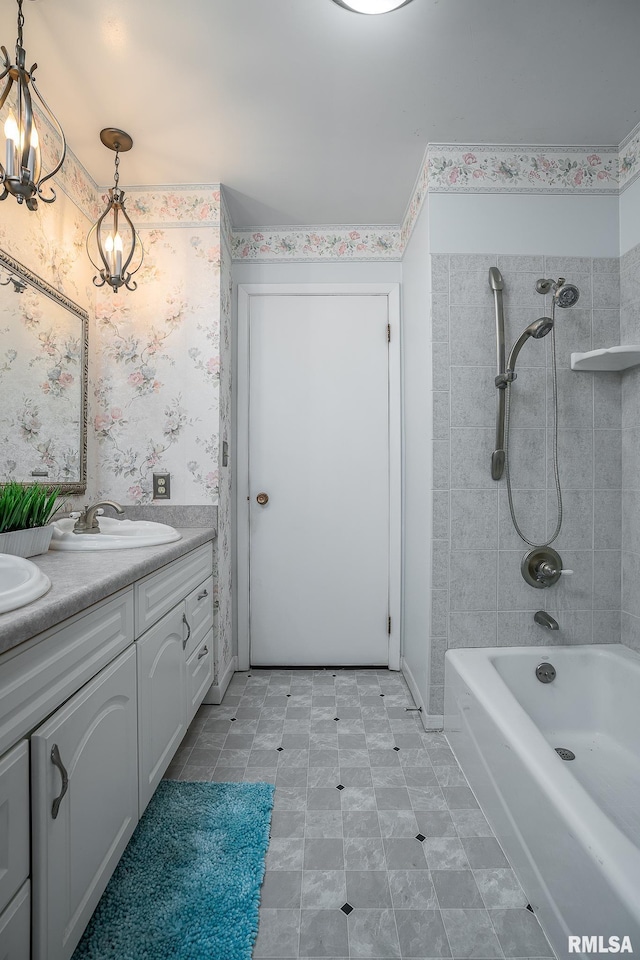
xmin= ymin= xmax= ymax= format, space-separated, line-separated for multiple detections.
xmin=245 ymin=291 xmax=395 ymax=667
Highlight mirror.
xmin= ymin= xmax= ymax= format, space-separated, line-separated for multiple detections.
xmin=0 ymin=249 xmax=88 ymax=493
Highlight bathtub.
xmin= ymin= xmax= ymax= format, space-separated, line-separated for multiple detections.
xmin=445 ymin=644 xmax=640 ymax=960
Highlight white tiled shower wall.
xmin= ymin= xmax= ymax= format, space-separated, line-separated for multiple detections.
xmin=429 ymin=253 xmax=622 ymax=714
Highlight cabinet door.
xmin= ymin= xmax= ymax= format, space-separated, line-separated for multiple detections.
xmin=0 ymin=741 xmax=29 ymax=916
xmin=137 ymin=604 xmax=187 ymax=814
xmin=0 ymin=881 xmax=30 ymax=960
xmin=31 ymin=647 xmax=138 ymax=960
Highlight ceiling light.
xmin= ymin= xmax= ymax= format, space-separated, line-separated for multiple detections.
xmin=332 ymin=0 xmax=415 ymax=13
xmin=86 ymin=129 xmax=143 ymax=294
xmin=0 ymin=0 xmax=66 ymax=210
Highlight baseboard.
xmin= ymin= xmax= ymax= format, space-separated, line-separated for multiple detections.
xmin=400 ymin=657 xmax=443 ymax=732
xmin=202 ymin=656 xmax=237 ymax=705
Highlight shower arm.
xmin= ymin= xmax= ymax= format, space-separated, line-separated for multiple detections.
xmin=489 ymin=267 xmax=506 ymax=480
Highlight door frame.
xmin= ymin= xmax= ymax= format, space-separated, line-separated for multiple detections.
xmin=237 ymin=283 xmax=402 ymax=671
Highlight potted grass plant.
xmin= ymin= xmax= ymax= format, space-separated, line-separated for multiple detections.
xmin=0 ymin=482 xmax=63 ymax=557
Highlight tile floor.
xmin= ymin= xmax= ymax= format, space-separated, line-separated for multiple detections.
xmin=166 ymin=668 xmax=555 ymax=960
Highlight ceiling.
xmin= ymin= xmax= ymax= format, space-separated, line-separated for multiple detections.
xmin=5 ymin=0 xmax=640 ymax=227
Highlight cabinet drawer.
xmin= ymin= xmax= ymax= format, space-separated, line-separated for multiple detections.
xmin=135 ymin=543 xmax=213 ymax=636
xmin=0 ymin=880 xmax=30 ymax=960
xmin=0 ymin=590 xmax=133 ymax=758
xmin=0 ymin=742 xmax=29 ymax=916
xmin=186 ymin=628 xmax=214 ymax=725
xmin=184 ymin=575 xmax=214 ymax=660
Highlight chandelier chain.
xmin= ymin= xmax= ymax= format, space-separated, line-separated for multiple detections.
xmin=16 ymin=0 xmax=24 ymax=48
xmin=113 ymin=149 xmax=120 ymax=189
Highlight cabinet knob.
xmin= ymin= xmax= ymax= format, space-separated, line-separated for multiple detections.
xmin=197 ymin=589 xmax=209 ymax=601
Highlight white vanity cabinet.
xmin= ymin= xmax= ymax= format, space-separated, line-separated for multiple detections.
xmin=30 ymin=646 xmax=138 ymax=960
xmin=0 ymin=536 xmax=215 ymax=960
xmin=136 ymin=545 xmax=214 ymax=813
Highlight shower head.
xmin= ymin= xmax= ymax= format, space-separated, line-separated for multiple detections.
xmin=507 ymin=317 xmax=554 ymax=374
xmin=554 ymin=282 xmax=580 ymax=308
xmin=535 ymin=277 xmax=580 ymax=308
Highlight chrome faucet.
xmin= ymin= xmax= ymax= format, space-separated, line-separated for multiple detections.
xmin=72 ymin=500 xmax=125 ymax=535
xmin=534 ymin=610 xmax=559 ymax=631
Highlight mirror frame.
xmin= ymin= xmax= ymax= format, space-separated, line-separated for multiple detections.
xmin=0 ymin=247 xmax=89 ymax=494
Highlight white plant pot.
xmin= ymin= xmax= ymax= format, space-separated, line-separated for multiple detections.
xmin=0 ymin=525 xmax=53 ymax=558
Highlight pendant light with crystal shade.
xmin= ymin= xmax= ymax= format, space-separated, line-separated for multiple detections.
xmin=332 ymin=0 xmax=414 ymax=13
xmin=86 ymin=128 xmax=144 ymax=294
xmin=0 ymin=0 xmax=66 ymax=210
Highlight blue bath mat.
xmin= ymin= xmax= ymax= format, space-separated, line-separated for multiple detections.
xmin=73 ymin=780 xmax=275 ymax=960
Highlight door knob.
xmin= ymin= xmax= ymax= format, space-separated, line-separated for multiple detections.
xmin=256 ymin=492 xmax=269 ymax=505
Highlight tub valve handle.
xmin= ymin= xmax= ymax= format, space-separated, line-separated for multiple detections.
xmin=521 ymin=547 xmax=565 ymax=588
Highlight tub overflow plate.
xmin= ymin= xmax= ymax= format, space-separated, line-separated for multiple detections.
xmin=536 ymin=661 xmax=556 ymax=683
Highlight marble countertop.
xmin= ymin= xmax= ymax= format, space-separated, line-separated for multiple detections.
xmin=0 ymin=527 xmax=216 ymax=656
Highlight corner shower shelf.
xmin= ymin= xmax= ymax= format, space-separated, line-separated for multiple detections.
xmin=570 ymin=345 xmax=640 ymax=372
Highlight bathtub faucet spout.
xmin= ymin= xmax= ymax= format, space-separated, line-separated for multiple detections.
xmin=534 ymin=610 xmax=559 ymax=630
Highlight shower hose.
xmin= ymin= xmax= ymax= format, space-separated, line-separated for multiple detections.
xmin=503 ymin=299 xmax=562 ymax=547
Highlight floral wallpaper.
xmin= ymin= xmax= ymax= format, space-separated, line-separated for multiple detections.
xmin=231 ymin=226 xmax=402 ymax=261
xmin=620 ymin=120 xmax=640 ymax=191
xmin=427 ymin=144 xmax=619 ymax=193
xmin=91 ymin=217 xmax=221 ymax=506
xmin=126 ymin=187 xmax=221 ymax=226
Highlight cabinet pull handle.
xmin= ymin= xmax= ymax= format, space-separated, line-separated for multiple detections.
xmin=198 ymin=645 xmax=209 ymax=660
xmin=182 ymin=613 xmax=191 ymax=649
xmin=197 ymin=589 xmax=208 ymax=601
xmin=51 ymin=744 xmax=69 ymax=820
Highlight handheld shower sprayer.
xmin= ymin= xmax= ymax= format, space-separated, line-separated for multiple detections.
xmin=495 ymin=317 xmax=554 ymax=387
xmin=506 ymin=317 xmax=554 ymax=376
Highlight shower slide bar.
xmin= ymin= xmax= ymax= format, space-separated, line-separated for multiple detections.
xmin=489 ymin=266 xmax=506 ymax=480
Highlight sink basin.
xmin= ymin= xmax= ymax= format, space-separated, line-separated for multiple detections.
xmin=0 ymin=554 xmax=51 ymax=613
xmin=50 ymin=517 xmax=182 ymax=551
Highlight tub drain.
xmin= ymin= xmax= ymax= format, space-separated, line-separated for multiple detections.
xmin=555 ymin=747 xmax=575 ymax=761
